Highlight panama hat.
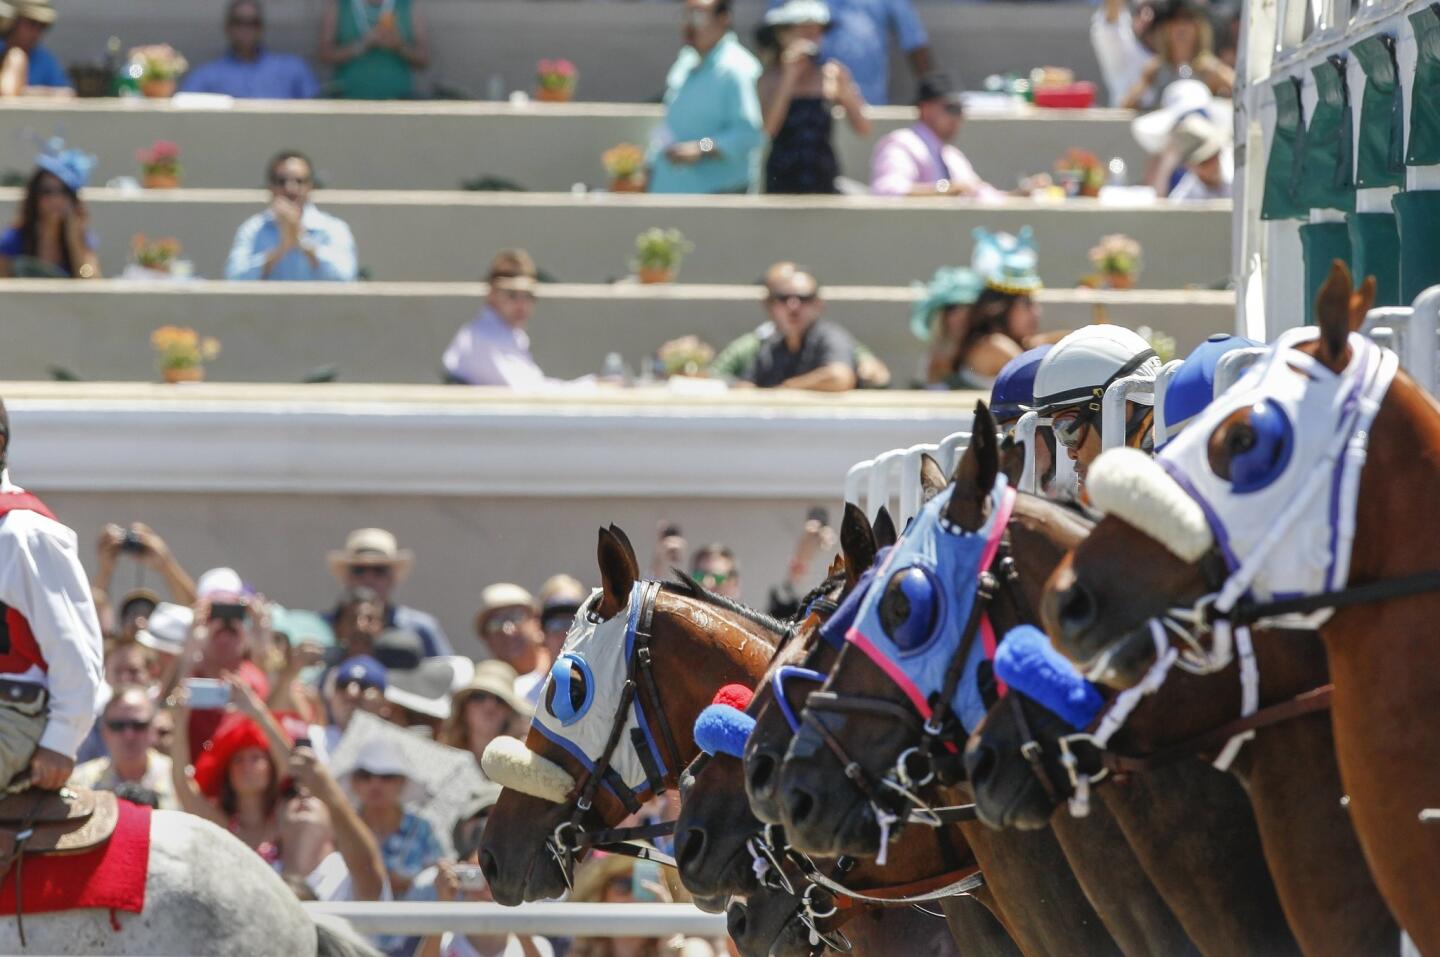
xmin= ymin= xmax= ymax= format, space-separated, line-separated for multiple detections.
xmin=327 ymin=528 xmax=414 ymax=582
xmin=12 ymin=0 xmax=57 ymax=24
xmin=453 ymin=659 xmax=532 ymax=717
xmin=338 ymin=736 xmax=429 ymax=806
xmin=135 ymin=602 xmax=194 ymax=657
xmin=1131 ymin=79 xmax=1233 ymax=155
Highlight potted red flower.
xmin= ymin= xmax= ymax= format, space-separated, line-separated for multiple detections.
xmin=137 ymin=140 xmax=182 ymax=189
xmin=535 ymin=59 xmax=577 ymax=102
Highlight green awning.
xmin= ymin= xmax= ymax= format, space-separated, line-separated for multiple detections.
xmin=1301 ymin=223 xmax=1354 ymax=321
xmin=1392 ymin=190 xmax=1440 ymax=301
xmin=1347 ymin=211 xmax=1401 ymax=306
xmin=1351 ymin=34 xmax=1405 ymax=187
xmin=1262 ymin=77 xmax=1308 ymax=220
xmin=1406 ymin=4 xmax=1440 ymax=165
xmin=1294 ymin=56 xmax=1356 ymax=212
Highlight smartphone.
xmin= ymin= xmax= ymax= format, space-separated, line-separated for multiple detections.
xmin=210 ymin=601 xmax=248 ymax=623
xmin=184 ymin=677 xmax=231 ymax=710
xmin=119 ymin=530 xmax=146 ymax=554
xmin=631 ymin=859 xmax=662 ymax=903
xmin=454 ymin=864 xmax=488 ymax=892
xmin=806 ymin=507 xmax=830 ymax=527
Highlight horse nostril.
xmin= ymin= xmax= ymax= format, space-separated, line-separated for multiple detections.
xmin=479 ymin=848 xmax=499 ymax=886
xmin=677 ymin=825 xmax=708 ymax=871
xmin=748 ymin=751 xmax=777 ymax=798
xmin=1058 ymin=581 xmax=1098 ymax=636
xmin=965 ymin=742 xmax=997 ymax=789
xmin=784 ymin=785 xmax=816 ymax=825
xmin=727 ymin=900 xmax=749 ymax=940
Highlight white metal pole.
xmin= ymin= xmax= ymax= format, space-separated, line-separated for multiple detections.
xmin=936 ymin=431 xmax=970 ymax=476
xmin=867 ymin=449 xmax=907 ymax=523
xmin=1405 ymin=286 xmax=1440 ymax=397
xmin=899 ymin=443 xmax=938 ymax=527
xmin=1213 ymin=347 xmax=1269 ymax=397
xmin=304 ymin=902 xmax=728 ymax=937
xmin=1151 ymin=360 xmax=1185 ymax=447
xmin=1015 ymin=412 xmax=1040 ymax=494
xmin=1100 ymin=376 xmax=1155 ymax=450
xmin=843 ymin=459 xmax=873 ymax=515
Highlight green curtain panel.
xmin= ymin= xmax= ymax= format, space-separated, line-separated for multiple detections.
xmin=1352 ymin=34 xmax=1406 ymax=187
xmin=1263 ymin=77 xmax=1308 ymax=219
xmin=1347 ymin=211 xmax=1401 ymax=305
xmin=1407 ymin=4 xmax=1440 ymax=165
xmin=1301 ymin=223 xmax=1353 ymax=320
xmin=1392 ymin=190 xmax=1440 ymax=301
xmin=1295 ymin=57 xmax=1356 ymax=212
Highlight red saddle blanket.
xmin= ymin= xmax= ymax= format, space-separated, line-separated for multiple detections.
xmin=0 ymin=798 xmax=151 ymax=917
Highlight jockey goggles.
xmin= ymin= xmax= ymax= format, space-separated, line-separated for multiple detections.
xmin=1035 ymin=348 xmax=1158 ymax=450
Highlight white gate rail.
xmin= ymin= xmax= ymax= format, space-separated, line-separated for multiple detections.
xmin=304 ymin=901 xmax=728 ymax=937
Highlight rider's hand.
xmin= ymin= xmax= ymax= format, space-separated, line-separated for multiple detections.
xmin=29 ymin=747 xmax=75 ymax=790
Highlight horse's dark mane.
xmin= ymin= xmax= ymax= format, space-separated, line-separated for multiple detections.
xmin=665 ymin=571 xmax=790 ymax=639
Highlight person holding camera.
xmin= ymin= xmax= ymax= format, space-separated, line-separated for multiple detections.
xmin=757 ymin=0 xmax=869 ymax=194
xmin=0 ymin=396 xmax=105 ymax=793
xmin=92 ymin=522 xmax=198 ymax=625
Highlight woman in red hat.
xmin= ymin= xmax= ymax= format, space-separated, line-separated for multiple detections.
xmin=169 ymin=673 xmax=293 ymax=863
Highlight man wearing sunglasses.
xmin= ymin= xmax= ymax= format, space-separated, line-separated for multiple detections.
xmin=443 ymin=249 xmax=557 ymax=388
xmin=1029 ymin=324 xmax=1161 ymax=489
xmin=871 ymin=71 xmax=999 ymax=199
xmin=225 ymin=149 xmax=357 ymax=281
xmin=69 ymin=685 xmax=178 ymax=809
xmin=325 ymin=527 xmax=452 ymax=658
xmin=473 ymin=584 xmax=549 ymax=706
xmin=741 ymin=261 xmax=859 ymax=391
xmin=181 ymin=0 xmax=319 ymax=99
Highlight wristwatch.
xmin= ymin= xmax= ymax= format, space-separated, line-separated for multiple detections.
xmin=935 ymin=178 xmax=952 ymax=195
xmin=698 ymin=137 xmax=715 ymax=157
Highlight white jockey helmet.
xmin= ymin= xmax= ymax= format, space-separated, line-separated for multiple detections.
xmin=1029 ymin=325 xmax=1161 ymax=445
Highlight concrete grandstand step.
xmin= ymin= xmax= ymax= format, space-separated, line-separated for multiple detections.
xmin=0 ymin=99 xmax=1150 ymax=194
xmin=6 ymin=188 xmax=1231 ymax=288
xmin=44 ymin=0 xmax=1105 ymax=107
xmin=0 ymin=279 xmax=1234 ymax=384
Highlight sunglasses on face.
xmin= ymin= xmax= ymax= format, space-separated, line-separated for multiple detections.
xmin=353 ymin=768 xmax=406 ymax=784
xmin=105 ymin=718 xmax=152 ymax=734
xmin=1050 ymin=411 xmax=1091 ymax=450
xmin=482 ymin=609 xmax=532 ymax=635
xmin=36 ymin=184 xmax=68 ymax=197
xmin=228 ymin=17 xmax=263 ymax=27
xmin=496 ymin=289 xmax=536 ymax=303
xmin=767 ymin=291 xmax=818 ymax=306
xmin=943 ymin=103 xmax=965 ymax=116
xmin=693 ymin=570 xmax=732 ymax=588
xmin=348 ymin=564 xmax=393 ymax=579
xmin=270 ymin=174 xmax=312 ymax=188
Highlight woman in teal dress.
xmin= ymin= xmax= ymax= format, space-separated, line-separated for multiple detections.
xmin=318 ymin=0 xmax=429 ymax=100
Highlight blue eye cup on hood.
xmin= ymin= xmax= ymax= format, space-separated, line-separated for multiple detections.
xmin=879 ymin=565 xmax=944 ymax=654
xmin=548 ymin=652 xmax=595 ymax=726
xmin=1230 ymin=400 xmax=1294 ymax=493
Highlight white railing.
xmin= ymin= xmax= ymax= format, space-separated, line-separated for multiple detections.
xmin=303 ymin=902 xmax=727 ymax=937
xmin=843 ymin=430 xmax=970 ymax=527
xmin=1362 ymin=286 xmax=1440 ymax=396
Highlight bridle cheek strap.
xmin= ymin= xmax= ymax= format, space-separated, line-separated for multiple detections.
xmin=481 ymin=735 xmax=578 ymax=805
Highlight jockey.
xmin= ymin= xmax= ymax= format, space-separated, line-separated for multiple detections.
xmin=1029 ymin=325 xmax=1161 ymax=488
xmin=990 ymin=345 xmax=1067 ymax=497
xmin=0 ymin=397 xmax=105 ymax=793
xmin=1156 ymin=333 xmax=1260 ymax=449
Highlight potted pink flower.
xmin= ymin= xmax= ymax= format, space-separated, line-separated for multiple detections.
xmin=137 ymin=140 xmax=182 ymax=189
xmin=535 ymin=59 xmax=577 ymax=102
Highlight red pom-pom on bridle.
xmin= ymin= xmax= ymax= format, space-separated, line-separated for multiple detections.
xmin=712 ymin=683 xmax=754 ymax=711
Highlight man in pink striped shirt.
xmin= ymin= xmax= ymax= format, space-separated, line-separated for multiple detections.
xmin=870 ymin=72 xmax=1001 ymax=200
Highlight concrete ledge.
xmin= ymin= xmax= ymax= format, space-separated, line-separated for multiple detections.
xmin=0 ymin=280 xmax=1235 ymax=383
xmin=0 ymin=99 xmax=1148 ymax=193
xmin=5 ymin=188 xmax=1231 ymax=287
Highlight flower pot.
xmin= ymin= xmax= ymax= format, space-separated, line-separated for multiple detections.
xmin=140 ymin=78 xmax=176 ymax=99
xmin=1080 ymin=182 xmax=1102 ymax=198
xmin=1105 ymin=272 xmax=1135 ymax=290
xmin=535 ymin=86 xmax=573 ymax=103
xmin=609 ymin=176 xmax=645 ymax=193
xmin=143 ymin=172 xmax=180 ymax=189
xmin=637 ymin=266 xmax=674 ymax=284
xmin=162 ymin=366 xmax=203 ymax=384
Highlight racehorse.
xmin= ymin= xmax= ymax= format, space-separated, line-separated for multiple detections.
xmin=766 ymin=406 xmax=1162 ymax=957
xmin=966 ymin=621 xmax=1397 ymax=957
xmin=1043 ymin=263 xmax=1440 ymax=954
xmin=677 ymin=500 xmax=1018 ymax=957
xmin=0 ymin=809 xmax=375 ymax=955
xmin=478 ymin=525 xmax=779 ymax=903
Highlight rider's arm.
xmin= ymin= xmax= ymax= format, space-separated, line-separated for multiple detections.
xmin=0 ymin=514 xmax=104 ymax=757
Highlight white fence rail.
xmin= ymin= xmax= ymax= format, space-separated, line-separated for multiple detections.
xmin=303 ymin=902 xmax=728 ymax=937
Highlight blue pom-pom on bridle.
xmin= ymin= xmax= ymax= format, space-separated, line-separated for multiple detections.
xmin=694 ymin=704 xmax=756 ymax=759
xmin=994 ymin=625 xmax=1104 ymax=730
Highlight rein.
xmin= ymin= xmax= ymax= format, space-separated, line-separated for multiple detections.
xmin=1220 ymin=570 xmax=1440 ymax=626
xmin=547 ymin=581 xmax=686 ymax=880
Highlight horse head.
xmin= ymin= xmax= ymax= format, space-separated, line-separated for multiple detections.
xmin=479 ymin=524 xmax=778 ymax=903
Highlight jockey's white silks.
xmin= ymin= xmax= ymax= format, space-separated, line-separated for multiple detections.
xmin=481 ymin=735 xmax=577 ymax=804
xmin=1087 ymin=327 xmax=1398 ymax=628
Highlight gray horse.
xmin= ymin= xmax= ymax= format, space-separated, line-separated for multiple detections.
xmin=0 ymin=810 xmax=378 ymax=956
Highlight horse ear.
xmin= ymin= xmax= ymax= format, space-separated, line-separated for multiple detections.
xmin=946 ymin=402 xmax=999 ymax=530
xmin=1314 ymin=260 xmax=1357 ymax=371
xmin=839 ymin=502 xmax=877 ymax=588
xmin=596 ymin=526 xmax=638 ymax=619
xmin=919 ymin=453 xmax=948 ymax=502
xmin=1351 ymin=274 xmax=1376 ymax=334
xmin=999 ymin=434 xmax=1025 ymax=487
xmin=871 ymin=506 xmax=898 ymax=548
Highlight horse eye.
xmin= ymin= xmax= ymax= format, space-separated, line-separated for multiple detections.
xmin=545 ymin=655 xmax=592 ymax=725
xmin=879 ymin=567 xmax=939 ymax=652
xmin=1208 ymin=402 xmax=1293 ymax=492
xmin=1225 ymin=423 xmax=1256 ymax=457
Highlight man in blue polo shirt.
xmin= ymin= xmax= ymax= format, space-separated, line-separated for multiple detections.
xmin=181 ymin=0 xmax=318 ymax=99
xmin=0 ymin=0 xmax=74 ymax=95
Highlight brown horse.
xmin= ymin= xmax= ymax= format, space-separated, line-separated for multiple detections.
xmin=1044 ymin=262 xmax=1440 ymax=954
xmin=677 ymin=502 xmax=1018 ymax=957
xmin=479 ymin=525 xmax=780 ymax=903
xmin=766 ymin=406 xmax=1178 ymax=957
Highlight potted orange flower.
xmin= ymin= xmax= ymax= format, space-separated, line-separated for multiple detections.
xmin=1087 ymin=234 xmax=1142 ymax=289
xmin=535 ymin=59 xmax=577 ymax=102
xmin=127 ymin=44 xmax=189 ymax=99
xmin=131 ymin=234 xmax=182 ymax=276
xmin=1055 ymin=148 xmax=1106 ymax=198
xmin=602 ymin=143 xmax=646 ymax=193
xmin=151 ymin=325 xmax=220 ymax=383
xmin=137 ymin=140 xmax=182 ymax=189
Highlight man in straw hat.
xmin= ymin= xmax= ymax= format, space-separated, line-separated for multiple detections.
xmin=326 ymin=527 xmax=452 ymax=658
xmin=443 ymin=249 xmax=555 ymax=388
xmin=473 ymin=583 xmax=549 ymax=706
xmin=1166 ymin=112 xmax=1232 ymax=201
xmin=0 ymin=0 xmax=73 ymax=97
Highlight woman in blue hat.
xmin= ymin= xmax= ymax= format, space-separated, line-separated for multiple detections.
xmin=0 ymin=138 xmax=100 ymax=278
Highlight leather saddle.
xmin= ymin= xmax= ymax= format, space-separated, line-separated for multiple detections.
xmin=0 ymin=786 xmax=119 ymax=879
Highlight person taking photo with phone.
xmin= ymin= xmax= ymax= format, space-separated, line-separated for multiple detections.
xmin=0 ymin=395 xmax=105 ymax=794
